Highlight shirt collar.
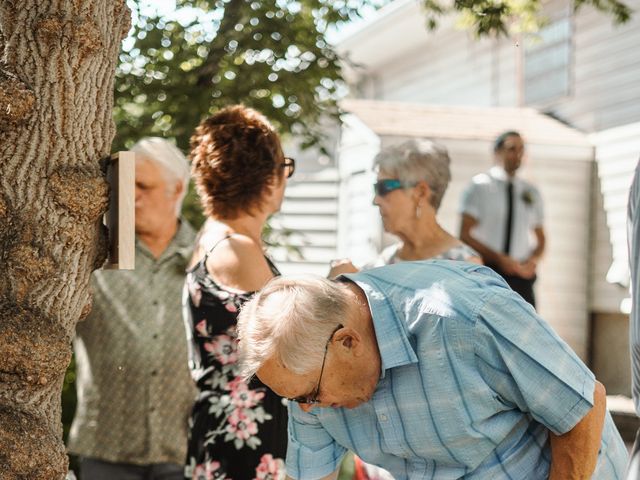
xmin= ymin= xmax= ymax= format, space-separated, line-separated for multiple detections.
xmin=136 ymin=218 xmax=195 ymax=262
xmin=489 ymin=165 xmax=516 ymax=182
xmin=172 ymin=219 xmax=196 ymax=260
xmin=340 ymin=273 xmax=418 ymax=377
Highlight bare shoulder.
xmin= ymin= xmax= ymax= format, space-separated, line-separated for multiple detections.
xmin=205 ymin=235 xmax=275 ymax=292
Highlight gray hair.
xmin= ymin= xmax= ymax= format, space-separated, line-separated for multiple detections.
xmin=374 ymin=139 xmax=451 ymax=210
xmin=131 ymin=137 xmax=190 ymax=215
xmin=237 ymin=274 xmax=352 ymax=380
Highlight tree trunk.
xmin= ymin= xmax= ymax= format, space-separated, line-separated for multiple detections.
xmin=0 ymin=1 xmax=130 ymax=478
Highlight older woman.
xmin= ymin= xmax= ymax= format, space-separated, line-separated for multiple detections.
xmin=331 ymin=139 xmax=480 ymax=280
xmin=183 ymin=105 xmax=293 ymax=480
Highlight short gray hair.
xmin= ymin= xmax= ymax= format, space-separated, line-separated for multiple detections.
xmin=131 ymin=137 xmax=190 ymax=215
xmin=374 ymin=139 xmax=451 ymax=210
xmin=237 ymin=274 xmax=352 ymax=380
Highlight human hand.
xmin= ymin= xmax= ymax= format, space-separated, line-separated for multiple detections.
xmin=519 ymin=259 xmax=538 ymax=279
xmin=328 ymin=259 xmax=359 ymax=278
xmin=496 ymin=255 xmax=523 ymax=276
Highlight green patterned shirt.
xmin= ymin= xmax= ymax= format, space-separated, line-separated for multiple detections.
xmin=68 ymin=220 xmax=197 ymax=465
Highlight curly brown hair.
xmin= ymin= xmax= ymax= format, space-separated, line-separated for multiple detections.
xmin=190 ymin=105 xmax=284 ymax=219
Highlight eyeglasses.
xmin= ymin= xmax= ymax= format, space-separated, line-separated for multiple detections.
xmin=373 ymin=179 xmax=416 ymax=197
xmin=287 ymin=324 xmax=343 ymax=405
xmin=281 ymin=157 xmax=295 ymax=179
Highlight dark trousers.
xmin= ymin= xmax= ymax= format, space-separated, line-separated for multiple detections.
xmin=492 ymin=269 xmax=537 ymax=308
xmin=627 ymin=429 xmax=640 ymax=480
xmin=79 ymin=457 xmax=184 ymax=480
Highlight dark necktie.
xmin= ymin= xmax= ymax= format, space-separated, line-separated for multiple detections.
xmin=503 ymin=181 xmax=513 ymax=255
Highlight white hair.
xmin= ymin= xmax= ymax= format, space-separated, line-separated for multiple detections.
xmin=374 ymin=139 xmax=451 ymax=210
xmin=237 ymin=274 xmax=352 ymax=380
xmin=131 ymin=137 xmax=190 ymax=215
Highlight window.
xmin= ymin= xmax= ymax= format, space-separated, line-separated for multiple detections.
xmin=524 ymin=11 xmax=572 ymax=105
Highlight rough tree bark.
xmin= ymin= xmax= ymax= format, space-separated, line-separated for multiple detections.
xmin=0 ymin=1 xmax=130 ymax=478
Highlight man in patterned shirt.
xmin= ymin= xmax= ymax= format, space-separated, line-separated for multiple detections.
xmin=68 ymin=138 xmax=196 ymax=480
xmin=238 ymin=261 xmax=628 ymax=480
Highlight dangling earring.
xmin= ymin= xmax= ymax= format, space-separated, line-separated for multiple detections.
xmin=415 ymin=204 xmax=422 ymax=219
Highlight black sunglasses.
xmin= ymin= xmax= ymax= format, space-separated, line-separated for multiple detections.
xmin=287 ymin=324 xmax=343 ymax=405
xmin=281 ymin=157 xmax=295 ymax=179
xmin=374 ymin=179 xmax=416 ymax=196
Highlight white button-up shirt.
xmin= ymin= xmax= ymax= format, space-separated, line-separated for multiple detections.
xmin=459 ymin=166 xmax=544 ymax=262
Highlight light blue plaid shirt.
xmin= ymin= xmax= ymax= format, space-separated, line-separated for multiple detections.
xmin=286 ymin=261 xmax=627 ymax=479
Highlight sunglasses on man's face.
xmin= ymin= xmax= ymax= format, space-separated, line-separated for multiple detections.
xmin=373 ymin=179 xmax=416 ymax=197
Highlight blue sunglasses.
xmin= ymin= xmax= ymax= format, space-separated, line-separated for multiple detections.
xmin=374 ymin=179 xmax=416 ymax=196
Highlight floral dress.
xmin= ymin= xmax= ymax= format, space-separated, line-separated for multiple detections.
xmin=183 ymin=236 xmax=288 ymax=480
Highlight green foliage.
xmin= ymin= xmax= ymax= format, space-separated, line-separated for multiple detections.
xmin=422 ymin=0 xmax=632 ymax=37
xmin=113 ymin=0 xmax=387 ymax=152
xmin=62 ymin=356 xmax=79 ymax=474
xmin=112 ymin=0 xmax=631 ymax=153
xmin=182 ymin=181 xmax=206 ymax=229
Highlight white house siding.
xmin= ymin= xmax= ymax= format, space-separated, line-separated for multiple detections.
xmin=269 ymin=168 xmax=340 ymax=276
xmin=336 ymin=114 xmax=381 ymax=265
xmin=340 ymin=3 xmax=529 ymax=108
xmin=376 ymin=31 xmax=496 ymax=107
xmin=548 ymin=0 xmax=640 ymax=132
xmin=340 ymin=0 xmax=640 ymax=133
xmin=589 ymin=122 xmax=640 ymax=312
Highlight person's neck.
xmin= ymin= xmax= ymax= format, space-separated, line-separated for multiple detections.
xmin=138 ymin=219 xmax=179 ymax=259
xmin=497 ymin=164 xmax=517 ymax=178
xmin=396 ymin=217 xmax=456 ymax=260
xmin=219 ymin=211 xmax=269 ymax=244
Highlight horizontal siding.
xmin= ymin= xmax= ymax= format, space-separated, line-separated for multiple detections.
xmin=345 ymin=0 xmax=640 ymax=132
xmin=281 ymin=231 xmax=337 ymax=249
xmin=270 ymin=169 xmax=339 ymax=276
xmin=279 ymin=200 xmax=338 ymax=215
xmin=338 ymin=118 xmax=382 ymax=263
xmin=589 ymin=122 xmax=640 ymax=311
xmin=549 ymin=0 xmax=640 ymax=131
xmin=377 ymin=28 xmax=495 ymax=106
xmin=273 ymin=261 xmax=331 ymax=276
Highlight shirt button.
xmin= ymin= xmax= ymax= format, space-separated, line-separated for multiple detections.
xmin=152 ymin=333 xmax=158 ymax=339
xmin=379 ymin=414 xmax=388 ymax=422
xmin=151 ymin=370 xmax=157 ymax=376
xmin=152 ymin=300 xmax=158 ymax=306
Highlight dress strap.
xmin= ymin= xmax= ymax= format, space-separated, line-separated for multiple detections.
xmin=264 ymin=255 xmax=281 ymax=276
xmin=204 ymin=234 xmax=233 ymax=259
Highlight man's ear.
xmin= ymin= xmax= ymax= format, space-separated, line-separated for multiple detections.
xmin=333 ymin=327 xmax=364 ymax=357
xmin=173 ymin=180 xmax=184 ymax=200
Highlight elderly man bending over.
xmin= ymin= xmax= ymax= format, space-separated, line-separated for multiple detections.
xmin=238 ymin=260 xmax=627 ymax=480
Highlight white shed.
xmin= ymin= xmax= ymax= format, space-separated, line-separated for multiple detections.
xmin=337 ymin=98 xmax=595 ymax=359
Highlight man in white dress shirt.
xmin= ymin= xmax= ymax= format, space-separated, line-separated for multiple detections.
xmin=459 ymin=130 xmax=545 ymax=307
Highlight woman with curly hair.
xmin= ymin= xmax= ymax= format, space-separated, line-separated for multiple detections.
xmin=183 ymin=105 xmax=294 ymax=480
